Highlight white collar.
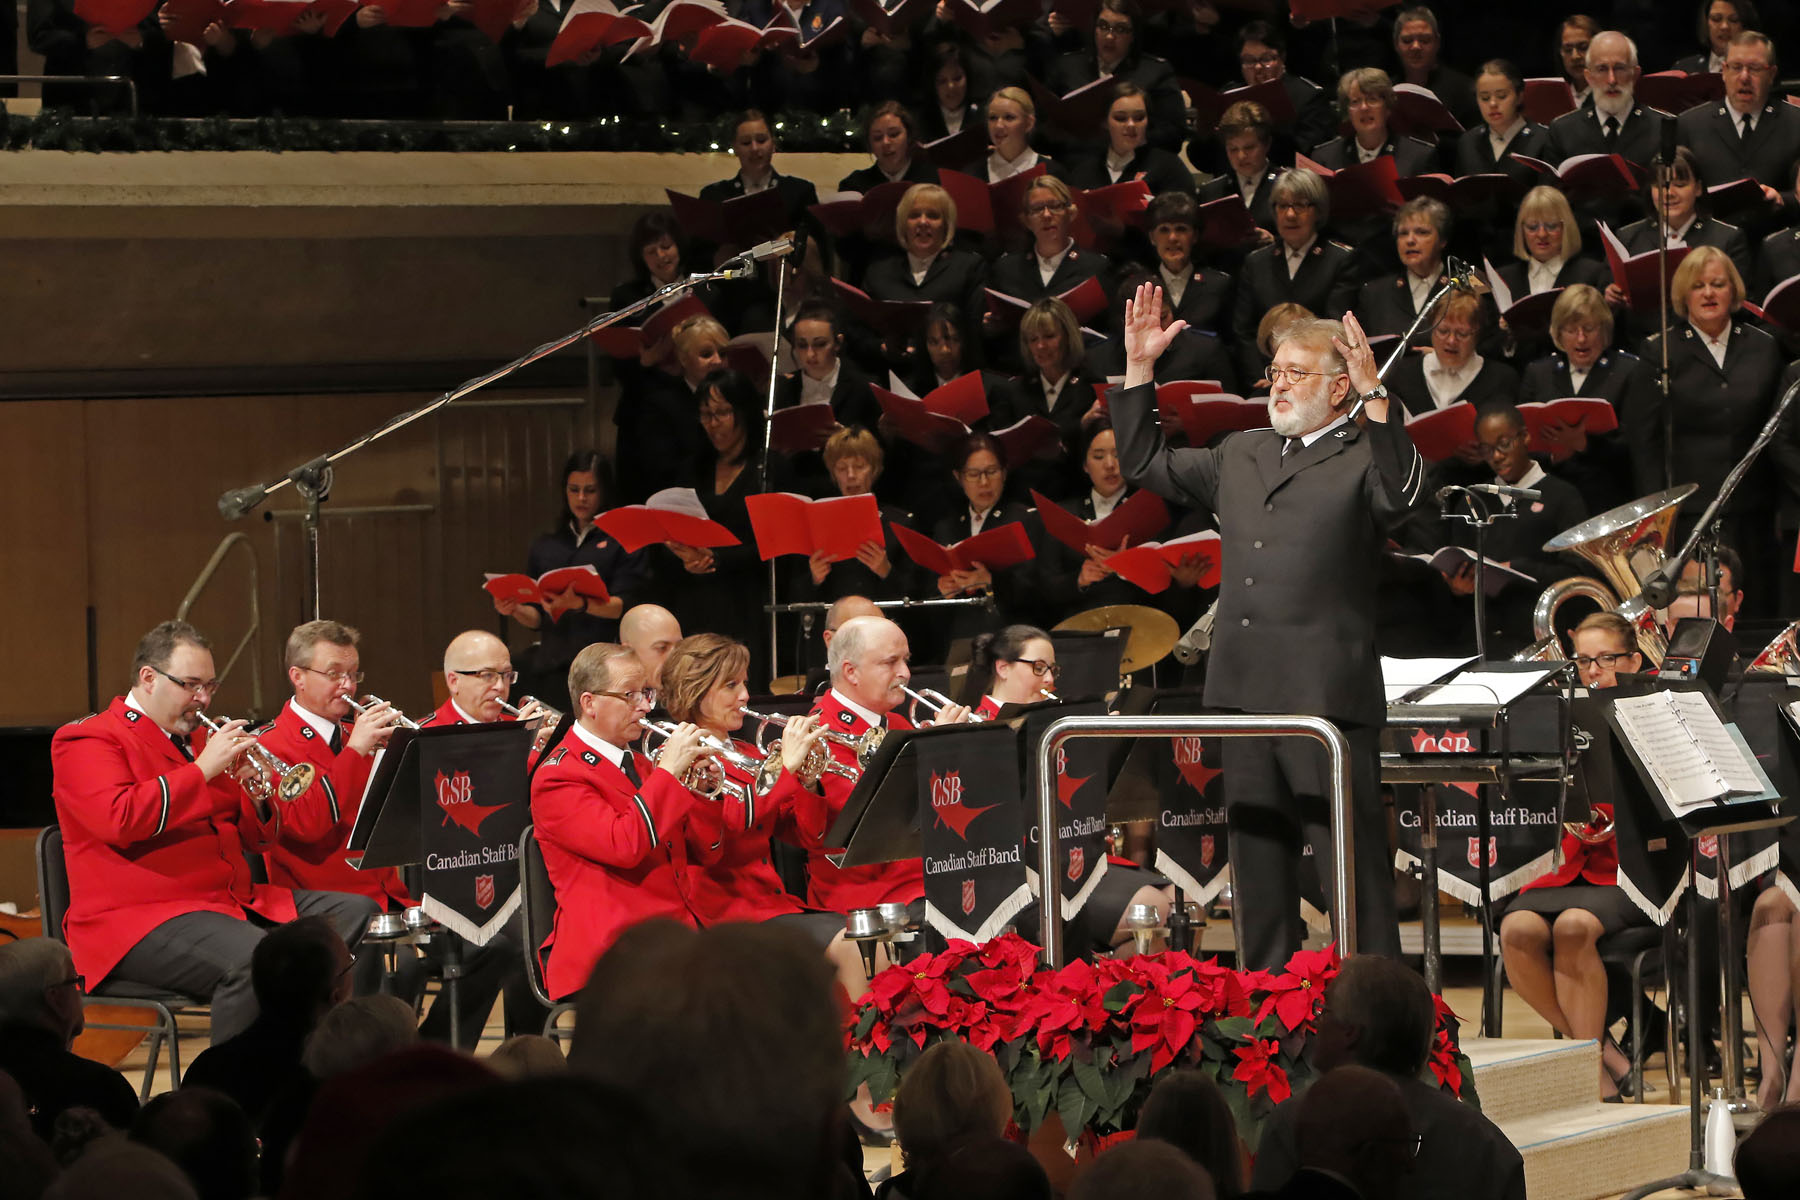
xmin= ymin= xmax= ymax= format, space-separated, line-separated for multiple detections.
xmin=1693 ymin=319 xmax=1731 ymax=347
xmin=568 ymin=518 xmax=600 ymax=546
xmin=571 ymin=719 xmax=627 ymax=767
xmin=1105 ymin=145 xmax=1135 ymax=176
xmin=124 ymin=688 xmax=169 ymax=733
xmin=827 ymin=687 xmax=886 ymax=730
xmin=1354 ymin=138 xmax=1384 ymax=163
xmin=1041 ymin=370 xmax=1068 ymax=397
xmin=906 ymin=250 xmax=938 ymax=279
xmin=289 ymin=698 xmax=339 ymax=741
xmin=451 ymin=699 xmax=486 ymax=725
xmin=801 ymin=361 xmax=841 ymax=399
xmin=1298 ymin=413 xmax=1349 ymax=448
xmin=1284 ymin=234 xmax=1317 ymax=261
xmin=1426 ymin=350 xmax=1479 ymax=378
xmin=1037 ymin=240 xmax=1074 ymax=272
xmin=988 ymin=146 xmax=1038 ymax=180
xmin=1505 ymin=460 xmax=1547 ymax=491
xmin=1668 ymin=214 xmax=1696 ymax=243
xmin=970 ymin=504 xmax=994 ymax=527
xmin=1489 ymin=116 xmax=1526 ymax=150
xmin=1091 ymin=485 xmax=1126 ymax=515
xmin=940 ymin=106 xmax=964 ymax=134
xmin=880 ymin=159 xmax=913 ymax=183
xmin=738 ymin=168 xmax=774 ymax=194
xmin=1527 ymin=255 xmax=1565 ymax=290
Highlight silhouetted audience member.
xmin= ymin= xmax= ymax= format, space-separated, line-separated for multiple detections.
xmin=569 ymin=920 xmax=846 ymax=1200
xmin=1282 ymin=1065 xmax=1415 ymax=1200
xmin=879 ymin=1040 xmax=1013 ymax=1200
xmin=0 ymin=1069 xmax=59 ymax=1200
xmin=913 ymin=1137 xmax=1051 ymax=1200
xmin=129 ymin=1088 xmax=257 ymax=1200
xmin=1136 ymin=1070 xmax=1245 ymax=1199
xmin=1737 ymin=1103 xmax=1800 ymax=1200
xmin=1069 ymin=1139 xmax=1215 ymax=1200
xmin=183 ymin=916 xmax=352 ymax=1124
xmin=0 ymin=939 xmax=138 ymax=1141
xmin=43 ymin=1139 xmax=197 ymax=1200
xmin=486 ymin=1034 xmax=568 ymax=1080
xmin=352 ymin=1076 xmax=660 ymax=1200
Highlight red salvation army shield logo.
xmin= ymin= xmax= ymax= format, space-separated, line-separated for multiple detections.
xmin=961 ymin=879 xmax=977 ymax=915
xmin=1699 ymin=835 xmax=1719 ymax=859
xmin=1467 ymin=837 xmax=1498 ymax=867
xmin=475 ymin=874 xmax=496 ymax=910
xmin=1200 ymin=835 xmax=1215 ymax=868
xmin=1067 ymin=846 xmax=1084 ymax=882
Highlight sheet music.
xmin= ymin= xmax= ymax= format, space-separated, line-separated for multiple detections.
xmin=1609 ymin=691 xmax=1726 ymax=814
xmin=1380 ymin=655 xmax=1475 ymax=702
xmin=1667 ymin=690 xmax=1765 ymax=796
xmin=1404 ymin=665 xmax=1558 ymax=708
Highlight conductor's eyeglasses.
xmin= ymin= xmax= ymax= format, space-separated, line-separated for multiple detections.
xmin=1004 ymin=658 xmax=1061 ymax=680
xmin=452 ymin=668 xmax=519 ymax=686
xmin=1263 ymin=365 xmax=1344 ymax=386
xmin=1572 ymin=652 xmax=1631 ymax=670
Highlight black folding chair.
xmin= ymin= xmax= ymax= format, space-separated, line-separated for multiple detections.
xmin=517 ymin=825 xmax=577 ymax=1046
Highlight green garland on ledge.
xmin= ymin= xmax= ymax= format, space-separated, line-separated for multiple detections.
xmin=1 ymin=108 xmax=867 ymax=153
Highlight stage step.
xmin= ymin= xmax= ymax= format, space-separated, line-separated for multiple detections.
xmin=1464 ymin=1037 xmax=1690 ymax=1200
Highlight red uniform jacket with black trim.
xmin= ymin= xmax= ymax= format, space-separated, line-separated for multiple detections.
xmin=418 ymin=698 xmax=543 ymax=770
xmin=529 ymin=736 xmax=725 ymax=1000
xmin=686 ymin=741 xmax=832 ymax=924
xmin=50 ymin=697 xmax=299 ymax=985
xmin=254 ymin=700 xmax=412 ymax=911
xmin=805 ymin=693 xmax=924 ymax=912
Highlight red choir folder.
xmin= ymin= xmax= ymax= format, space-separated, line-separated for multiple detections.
xmin=873 ymin=370 xmax=988 ymax=423
xmin=992 ymin=415 xmax=1063 ymax=464
xmin=1517 ymin=398 xmax=1619 ymax=454
xmin=1480 ymin=260 xmax=1563 ymax=337
xmin=807 ymin=180 xmax=918 ymax=242
xmin=767 ymin=403 xmax=841 ymax=454
xmin=984 ymin=275 xmax=1109 ymax=328
xmin=1395 ymin=546 xmax=1535 ymax=592
xmin=483 ymin=565 xmax=611 ymax=614
xmin=943 ymin=0 xmax=1037 ymax=40
xmin=1598 ymin=222 xmax=1690 ymax=314
xmin=1705 ymin=176 xmax=1768 ymax=223
xmin=892 ymin=521 xmax=1036 ymax=576
xmin=1030 ymin=488 xmax=1171 ymax=554
xmin=922 ymin=127 xmax=987 ymax=171
xmin=1029 ymin=76 xmax=1119 ymax=135
xmin=1522 ymin=77 xmax=1577 ymax=126
xmin=848 ymin=0 xmax=933 ymax=36
xmin=586 ymin=293 xmax=711 ymax=358
xmin=934 ymin=164 xmax=1045 ymax=237
xmin=1215 ymin=78 xmax=1296 ymax=127
xmin=74 ymin=0 xmax=157 ymax=33
xmin=1394 ymin=172 xmax=1515 ymax=210
xmin=546 ymin=0 xmax=651 ymax=66
xmin=1295 ymin=153 xmax=1404 ymax=222
xmin=1185 ymin=78 xmax=1232 ymax=135
xmin=874 ymin=393 xmax=969 ymax=451
xmin=723 ymin=330 xmax=775 ymax=379
xmin=1088 ymin=379 xmax=1228 ymax=424
xmin=745 ymin=492 xmax=884 ymax=561
xmin=595 ymin=489 xmax=740 ymax=552
xmin=1745 ymin=274 xmax=1800 ymax=331
xmin=1512 ymin=152 xmax=1645 ymax=201
xmin=1403 ymin=402 xmax=1479 ymax=463
xmin=627 ymin=0 xmax=726 ymax=52
xmin=665 ymin=187 xmax=790 ymax=246
xmin=1168 ymin=391 xmax=1268 ymax=446
xmin=829 ymin=279 xmax=934 ymax=339
xmin=462 ymin=0 xmax=521 ymax=42
xmin=1290 ymin=0 xmax=1399 ymax=18
xmin=375 ymin=0 xmax=456 ymax=28
xmin=160 ymin=0 xmax=226 ymax=43
xmin=685 ymin=17 xmax=799 ymax=71
xmin=1196 ymin=193 xmax=1262 ymax=251
xmin=1635 ymin=70 xmax=1723 ymax=116
xmin=1071 ymin=180 xmax=1153 ymax=246
xmin=1101 ymin=530 xmax=1222 ymax=593
xmin=1388 ymin=83 xmax=1463 ymax=137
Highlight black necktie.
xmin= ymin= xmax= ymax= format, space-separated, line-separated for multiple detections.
xmin=1739 ymin=114 xmax=1753 ymax=140
xmin=621 ymin=752 xmax=643 ymax=787
xmin=1602 ymin=116 xmax=1620 ymax=148
xmin=329 ymin=726 xmax=343 ymax=754
xmin=171 ymin=732 xmax=195 ymax=762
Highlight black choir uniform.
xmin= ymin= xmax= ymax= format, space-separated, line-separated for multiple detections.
xmin=772 ymin=358 xmax=881 ymax=496
xmin=1063 ymin=145 xmax=1197 ymax=200
xmin=1409 ymin=63 xmax=1479 ymax=131
xmin=1518 ymin=349 xmax=1654 ymax=510
xmin=1088 ymin=329 xmax=1240 ymax=395
xmin=1032 ymin=486 xmax=1174 ymax=624
xmin=1440 ymin=465 xmax=1592 ymax=655
xmin=928 ymin=500 xmax=1041 ymax=638
xmin=919 ymin=103 xmax=981 ymax=144
xmin=1488 ymin=255 xmax=1613 ymax=365
xmin=1384 ymin=354 xmax=1522 ymax=420
xmin=859 ymin=246 xmax=988 ymax=371
xmin=1352 ymin=268 xmax=1452 ymax=340
xmin=1544 ymin=101 xmax=1667 ymax=229
xmin=985 ymin=244 xmax=1112 ymax=371
xmin=697 ymin=169 xmax=821 ymax=227
xmin=1305 ymin=135 xmax=1439 ymax=277
xmin=1618 ymin=215 xmax=1752 ymax=296
xmin=1227 ymin=72 xmax=1337 ymax=169
xmin=1229 ymin=238 xmax=1357 ymax=383
xmin=1042 ymin=49 xmax=1186 ymax=153
xmin=1676 ymin=100 xmax=1800 ymax=236
xmin=1154 ymin=265 xmax=1234 ymax=338
xmin=1196 ymin=168 xmax=1281 ymax=241
xmin=1754 ymin=224 xmax=1800 ymax=303
xmin=1306 ymin=132 xmax=1439 ymax=177
xmin=1451 ymin=122 xmax=1554 ymax=184
xmin=834 ymin=156 xmax=941 ymax=285
xmin=790 ymin=500 xmax=916 ymax=604
xmin=1110 ymin=380 xmax=1430 ymax=970
xmin=519 ymin=522 xmax=653 ymax=700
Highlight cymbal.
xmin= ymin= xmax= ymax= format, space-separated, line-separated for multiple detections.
xmin=1053 ymin=605 xmax=1180 ymax=674
xmin=768 ymin=674 xmax=806 ymax=695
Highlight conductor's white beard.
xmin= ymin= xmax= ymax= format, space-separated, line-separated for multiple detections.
xmin=1267 ymin=387 xmax=1335 ymax=438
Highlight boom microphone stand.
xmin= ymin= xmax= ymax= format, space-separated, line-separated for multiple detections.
xmin=1346 ymin=257 xmax=1483 ymax=422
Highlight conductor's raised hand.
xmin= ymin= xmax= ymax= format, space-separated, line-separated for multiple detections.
xmin=1123 ymin=281 xmax=1187 ymax=387
xmin=1331 ymin=311 xmax=1387 ymax=420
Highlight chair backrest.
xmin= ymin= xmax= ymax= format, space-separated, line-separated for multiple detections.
xmin=517 ymin=825 xmax=559 ymax=1009
xmin=34 ymin=825 xmax=70 ymax=943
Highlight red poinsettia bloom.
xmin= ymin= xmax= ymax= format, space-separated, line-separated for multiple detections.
xmin=1232 ymin=1037 xmax=1292 ymax=1103
xmin=869 ymin=945 xmax=966 ymax=1018
xmin=1129 ymin=969 xmax=1212 ymax=1072
xmin=1254 ymin=945 xmax=1341 ymax=1032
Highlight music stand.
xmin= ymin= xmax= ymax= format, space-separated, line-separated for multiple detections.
xmin=823 ymin=723 xmax=967 ymax=868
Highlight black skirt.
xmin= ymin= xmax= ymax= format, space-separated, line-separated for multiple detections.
xmin=1505 ymin=883 xmax=1650 ymax=937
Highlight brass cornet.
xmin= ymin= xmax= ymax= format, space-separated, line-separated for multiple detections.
xmin=342 ymin=694 xmax=422 ymax=730
xmin=737 ymin=708 xmax=860 ymax=793
xmin=497 ymin=695 xmax=563 ymax=752
xmin=902 ymin=685 xmax=986 ymax=722
xmin=195 ymin=712 xmax=317 ymax=803
xmin=641 ymin=720 xmax=763 ymax=800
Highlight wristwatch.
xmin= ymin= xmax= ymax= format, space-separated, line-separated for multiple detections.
xmin=1360 ymin=384 xmax=1389 ymax=402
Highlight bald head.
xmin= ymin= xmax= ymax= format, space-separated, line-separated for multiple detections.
xmin=828 ymin=616 xmax=910 ymax=713
xmin=443 ymin=629 xmax=515 ymax=723
xmin=823 ymin=596 xmax=881 ymax=646
xmin=619 ymin=605 xmax=682 ymax=688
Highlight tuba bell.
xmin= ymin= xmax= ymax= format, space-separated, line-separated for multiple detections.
xmin=1747 ymin=619 xmax=1800 ymax=677
xmin=1534 ymin=485 xmax=1697 ymax=666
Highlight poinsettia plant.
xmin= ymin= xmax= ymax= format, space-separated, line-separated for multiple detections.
xmin=845 ymin=935 xmax=1477 ymax=1146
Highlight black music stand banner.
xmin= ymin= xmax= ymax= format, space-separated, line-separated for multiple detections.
xmin=1016 ymin=700 xmax=1111 ymax=918
xmin=349 ymin=722 xmax=532 ymax=945
xmin=1702 ymin=676 xmax=1791 ymax=899
xmin=918 ymin=725 xmax=1031 ymax=942
xmin=1154 ymin=733 xmax=1231 ymax=905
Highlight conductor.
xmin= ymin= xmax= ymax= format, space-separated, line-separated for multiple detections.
xmin=1110 ymin=281 xmax=1429 ymax=969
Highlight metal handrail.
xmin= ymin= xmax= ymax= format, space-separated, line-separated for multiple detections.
xmin=1035 ymin=714 xmax=1357 ymax=967
xmin=0 ymin=75 xmax=139 ymax=117
xmin=175 ymin=532 xmax=263 ymax=718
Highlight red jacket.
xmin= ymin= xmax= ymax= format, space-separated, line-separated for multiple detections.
xmin=973 ymin=695 xmax=1003 ymax=720
xmin=685 ymin=739 xmax=832 ymax=924
xmin=1520 ymin=803 xmax=1619 ymax=892
xmin=50 ymin=698 xmax=299 ymax=985
xmin=530 ymin=734 xmax=725 ymax=1000
xmin=805 ymin=692 xmax=924 ymax=912
xmin=418 ymin=698 xmax=542 ymax=769
xmin=254 ymin=701 xmax=413 ymax=911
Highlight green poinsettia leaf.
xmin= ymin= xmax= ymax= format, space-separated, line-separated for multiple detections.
xmin=866 ymin=1055 xmax=900 ymax=1105
xmin=1211 ymin=1016 xmax=1255 ymax=1041
xmin=1101 ymin=980 xmax=1140 ymax=1012
xmin=1057 ymin=1075 xmax=1096 ymax=1135
xmin=1071 ymin=1057 xmax=1109 ymax=1105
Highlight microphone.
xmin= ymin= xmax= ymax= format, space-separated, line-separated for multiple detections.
xmin=218 ymin=483 xmax=270 ymax=521
xmin=1434 ymin=485 xmax=1468 ymax=507
xmin=715 ymin=235 xmax=796 ymax=280
xmin=1444 ymin=257 xmax=1488 ymax=295
xmin=1465 ymin=483 xmax=1543 ymax=500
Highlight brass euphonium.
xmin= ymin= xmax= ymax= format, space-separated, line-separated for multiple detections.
xmin=1564 ymin=804 xmax=1616 ymax=845
xmin=1747 ymin=620 xmax=1800 ymax=677
xmin=1535 ymin=485 xmax=1697 ymax=666
xmin=194 ymin=712 xmax=317 ymax=803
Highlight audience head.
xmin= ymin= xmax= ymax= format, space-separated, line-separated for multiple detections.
xmin=1724 ymin=30 xmax=1777 ymax=115
xmin=1257 ymin=302 xmax=1314 ymax=360
xmin=1671 ymin=244 xmax=1744 ymax=333
xmin=568 ymin=642 xmax=654 ymax=745
xmin=987 ymin=87 xmax=1036 ymax=158
xmin=1570 ymin=611 xmax=1642 ymax=689
xmin=0 ymin=1069 xmax=57 ymax=1200
xmin=728 ymin=109 xmax=775 ymax=181
xmin=1514 ymin=185 xmax=1580 ymax=263
xmin=914 ymin=1137 xmax=1051 ymax=1200
xmin=898 ymin=183 xmax=957 ymax=258
xmin=1236 ymin=20 xmax=1288 ymax=85
xmin=1584 ymin=32 xmax=1639 ymax=106
xmin=1293 ymin=1065 xmax=1414 ymax=1197
xmin=1068 ymin=1139 xmax=1215 ymax=1200
xmin=130 ymin=1088 xmax=257 ymax=1200
xmin=1268 ymin=318 xmax=1355 ymax=435
xmin=828 ymin=615 xmax=911 ymax=711
xmin=1078 ymin=419 xmax=1124 ymax=498
xmin=1736 ymin=1102 xmax=1800 ymax=1200
xmin=301 ymin=994 xmax=418 ymax=1081
xmin=1475 ymin=405 xmax=1532 ymax=485
xmin=1394 ymin=6 xmax=1443 ymax=73
xmin=1475 ymin=59 xmax=1525 ymax=132
xmin=672 ymin=315 xmax=729 ymax=387
xmin=619 ymin=604 xmax=683 ymax=689
xmin=1312 ymin=955 xmax=1436 ymax=1076
xmin=1338 ymin=67 xmax=1394 ymax=144
xmin=950 ymin=431 xmax=1007 ymax=515
xmin=925 ymin=302 xmax=973 ymax=377
xmin=698 ymin=368 xmax=760 ymax=462
xmin=284 ymin=619 xmax=361 ymax=725
xmin=251 ymin=915 xmax=353 ymax=1032
xmin=969 ymin=624 xmax=1056 ymax=707
xmin=1271 ymin=169 xmax=1328 ymax=248
xmin=1147 ymin=191 xmax=1200 ymax=274
xmin=823 ymin=426 xmax=884 ymax=497
xmin=1216 ymin=100 xmax=1272 ymax=180
xmin=1020 ymin=297 xmax=1084 ymax=381
xmin=1559 ymin=15 xmax=1601 ymax=86
xmin=823 ymin=595 xmax=881 ymax=648
xmin=45 ymin=1140 xmax=198 ymax=1200
xmin=0 ymin=938 xmax=84 ymax=1045
xmin=1393 ymin=196 xmax=1451 ymax=277
xmin=1428 ymin=292 xmax=1484 ymax=369
xmin=626 ymin=210 xmax=684 ymax=287
xmin=1135 ymin=1070 xmax=1244 ymax=1198
xmin=864 ymin=101 xmax=918 ymax=175
xmin=130 ymin=620 xmax=215 ymax=737
xmin=790 ymin=301 xmax=842 ymax=382
xmin=442 ymin=629 xmax=518 ymax=723
xmin=570 ymin=921 xmax=843 ymax=1200
xmin=1549 ymin=284 xmax=1614 ymax=368
xmin=1021 ymin=176 xmax=1077 ymax=252
xmin=660 ymin=633 xmax=750 ymax=732
xmin=485 ymin=1035 xmax=569 ymax=1081
xmin=893 ymin=1040 xmax=1012 ymax=1173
